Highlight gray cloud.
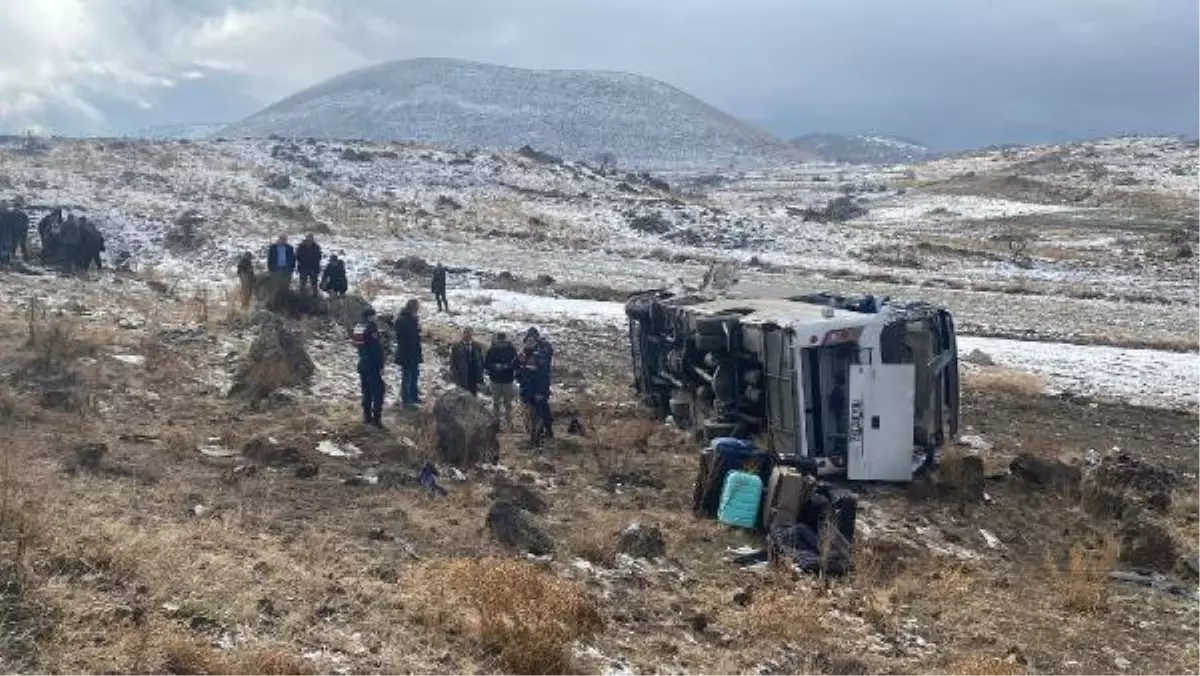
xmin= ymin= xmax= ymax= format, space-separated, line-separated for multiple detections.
xmin=1 ymin=0 xmax=1195 ymax=148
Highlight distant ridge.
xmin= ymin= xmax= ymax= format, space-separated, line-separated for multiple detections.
xmin=791 ymin=132 xmax=935 ymax=165
xmin=221 ymin=58 xmax=801 ymax=169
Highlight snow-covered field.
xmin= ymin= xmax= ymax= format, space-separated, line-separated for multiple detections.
xmin=0 ymin=133 xmax=1195 ymax=411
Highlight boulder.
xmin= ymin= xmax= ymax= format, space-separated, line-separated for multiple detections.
xmin=486 ymin=500 xmax=555 ymax=555
xmin=265 ymin=288 xmax=328 ymax=318
xmin=326 ymin=295 xmax=373 ymax=332
xmin=229 ymin=314 xmax=315 ymax=400
xmin=490 ymin=478 xmax=547 ymax=514
xmin=432 ymin=390 xmax=499 ymax=466
xmin=1009 ymin=452 xmax=1081 ymax=493
xmin=263 ymin=173 xmax=292 ymax=190
xmin=1119 ymin=511 xmax=1178 ymax=572
xmin=618 ymin=523 xmax=666 ymax=560
xmin=963 ymin=349 xmax=995 ymax=366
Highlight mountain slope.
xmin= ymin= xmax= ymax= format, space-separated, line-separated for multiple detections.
xmin=791 ymin=133 xmax=934 ymax=165
xmin=220 ymin=58 xmax=799 ymax=169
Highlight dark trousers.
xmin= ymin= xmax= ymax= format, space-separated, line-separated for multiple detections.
xmin=299 ymin=268 xmax=319 ymax=294
xmin=434 ymin=290 xmax=448 ymax=312
xmin=359 ymin=369 xmax=384 ymax=424
xmin=398 ymin=363 xmax=420 ymax=405
xmin=530 ymin=393 xmax=554 ymax=446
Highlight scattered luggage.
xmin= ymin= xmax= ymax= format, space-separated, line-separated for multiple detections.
xmin=691 ymin=436 xmax=860 ymax=574
xmin=717 ymin=470 xmax=763 ymax=529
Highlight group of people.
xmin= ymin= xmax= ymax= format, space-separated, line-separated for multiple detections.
xmin=236 ymin=233 xmax=348 ymax=308
xmin=0 ymin=202 xmax=106 ymax=270
xmin=353 ymin=301 xmax=556 ymax=448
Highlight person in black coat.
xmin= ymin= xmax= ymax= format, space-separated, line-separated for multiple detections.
xmin=295 ymin=234 xmax=323 ymax=296
xmin=320 ymin=254 xmax=348 ymax=296
xmin=431 ymin=263 xmax=448 ymax=312
xmin=392 ymin=298 xmax=423 ymax=408
xmin=449 ymin=327 xmax=485 ymax=396
xmin=353 ymin=307 xmax=385 ymax=427
xmin=266 ymin=235 xmax=296 ymax=296
xmin=484 ymin=331 xmax=519 ymax=426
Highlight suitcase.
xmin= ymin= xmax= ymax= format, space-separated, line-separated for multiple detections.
xmin=764 ymin=466 xmax=814 ymax=531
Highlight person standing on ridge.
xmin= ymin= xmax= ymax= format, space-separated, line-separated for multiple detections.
xmin=295 ymin=233 xmax=323 ymax=296
xmin=393 ymin=298 xmax=423 ymax=408
xmin=431 ymin=262 xmax=449 ymax=313
xmin=266 ymin=234 xmax=296 ymax=297
xmin=353 ymin=307 xmax=386 ymax=428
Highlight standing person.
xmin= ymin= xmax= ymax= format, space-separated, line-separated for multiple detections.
xmin=484 ymin=331 xmax=519 ymax=428
xmin=352 ymin=307 xmax=386 ymax=428
xmin=266 ymin=235 xmax=296 ymax=296
xmin=431 ymin=263 xmax=448 ymax=313
xmin=236 ymin=252 xmax=255 ymax=309
xmin=295 ymin=234 xmax=323 ymax=296
xmin=449 ymin=327 xmax=485 ymax=396
xmin=320 ymin=254 xmax=348 ymax=296
xmin=392 ymin=298 xmax=423 ymax=408
xmin=520 ymin=327 xmax=555 ymax=447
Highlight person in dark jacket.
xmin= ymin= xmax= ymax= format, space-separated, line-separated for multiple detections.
xmin=266 ymin=234 xmax=296 ymax=296
xmin=484 ymin=331 xmax=519 ymax=427
xmin=354 ymin=307 xmax=386 ymax=428
xmin=449 ymin=327 xmax=485 ymax=396
xmin=431 ymin=263 xmax=448 ymax=312
xmin=518 ymin=327 xmax=554 ymax=447
xmin=236 ymin=252 xmax=255 ymax=309
xmin=320 ymin=254 xmax=348 ymax=296
xmin=392 ymin=298 xmax=422 ymax=408
xmin=295 ymin=234 xmax=322 ymax=296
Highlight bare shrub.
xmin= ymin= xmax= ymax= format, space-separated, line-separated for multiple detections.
xmin=411 ymin=558 xmax=603 ymax=674
xmin=1052 ymin=533 xmax=1121 ymax=612
xmin=159 ymin=638 xmax=319 ymax=676
xmin=568 ymin=530 xmax=617 ymax=567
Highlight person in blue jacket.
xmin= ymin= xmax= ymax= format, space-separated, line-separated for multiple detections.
xmin=353 ymin=307 xmax=385 ymax=428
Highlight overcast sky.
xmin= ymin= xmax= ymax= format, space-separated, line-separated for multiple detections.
xmin=1 ymin=0 xmax=1196 ymax=148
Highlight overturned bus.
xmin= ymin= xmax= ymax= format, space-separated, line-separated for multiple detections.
xmin=625 ymin=289 xmax=959 ymax=482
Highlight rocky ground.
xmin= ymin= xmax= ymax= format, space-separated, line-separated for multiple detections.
xmin=0 ymin=134 xmax=1195 ymax=674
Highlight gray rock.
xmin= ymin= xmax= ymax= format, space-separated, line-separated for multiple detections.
xmin=1119 ymin=511 xmax=1178 ymax=572
xmin=486 ymin=500 xmax=555 ymax=555
xmin=228 ymin=314 xmax=315 ymax=400
xmin=618 ymin=523 xmax=666 ymax=560
xmin=490 ymin=478 xmax=547 ymax=514
xmin=432 ymin=390 xmax=499 ymax=466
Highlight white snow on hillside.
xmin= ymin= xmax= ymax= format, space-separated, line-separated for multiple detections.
xmin=220 ymin=58 xmax=800 ymax=170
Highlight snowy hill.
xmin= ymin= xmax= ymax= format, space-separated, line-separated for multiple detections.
xmin=791 ymin=133 xmax=934 ymax=165
xmin=220 ymin=58 xmax=800 ymax=170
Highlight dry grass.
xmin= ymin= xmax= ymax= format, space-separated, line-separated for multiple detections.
xmin=159 ymin=634 xmax=315 ymax=675
xmin=742 ymin=589 xmax=826 ymax=643
xmin=942 ymin=656 xmax=1029 ymax=675
xmin=1051 ymin=533 xmax=1122 ymax=612
xmin=408 ymin=558 xmax=603 ymax=674
xmin=568 ymin=529 xmax=618 ymax=568
xmin=963 ymin=367 xmax=1047 ymax=397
